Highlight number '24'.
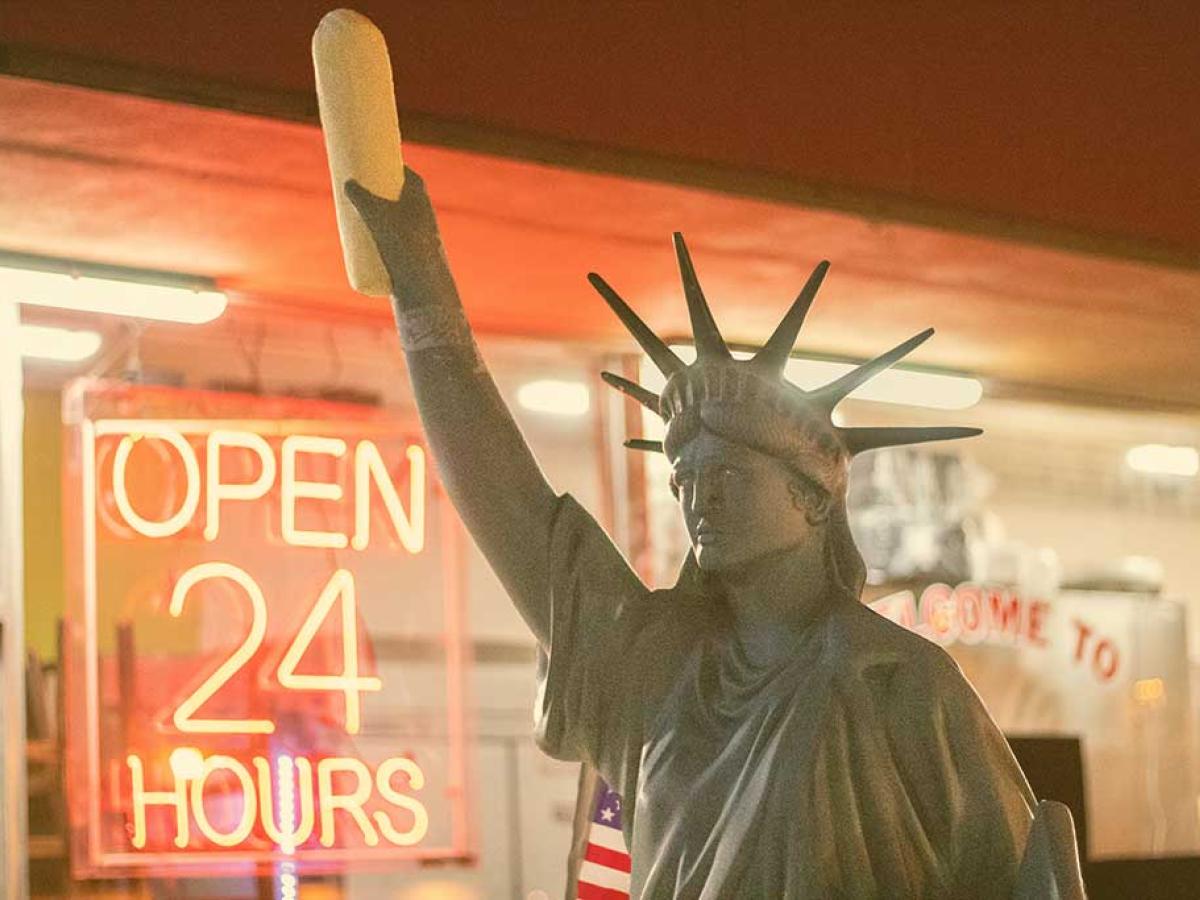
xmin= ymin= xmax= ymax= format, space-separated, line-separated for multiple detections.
xmin=168 ymin=563 xmax=381 ymax=736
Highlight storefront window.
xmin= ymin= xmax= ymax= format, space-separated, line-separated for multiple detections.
xmin=22 ymin=325 xmax=614 ymax=898
xmin=13 ymin=308 xmax=1200 ymax=897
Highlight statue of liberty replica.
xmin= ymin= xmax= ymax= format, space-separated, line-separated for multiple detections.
xmin=342 ymin=169 xmax=1084 ymax=898
xmin=314 ymin=17 xmax=1075 ymax=892
xmin=313 ymin=17 xmax=1084 ymax=888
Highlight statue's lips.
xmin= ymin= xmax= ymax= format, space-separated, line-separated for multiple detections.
xmin=695 ymin=526 xmax=722 ymax=545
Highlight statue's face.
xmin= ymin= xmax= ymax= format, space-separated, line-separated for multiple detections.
xmin=670 ymin=429 xmax=820 ymax=573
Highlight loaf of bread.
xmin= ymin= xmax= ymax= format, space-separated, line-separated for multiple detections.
xmin=313 ymin=8 xmax=404 ymax=296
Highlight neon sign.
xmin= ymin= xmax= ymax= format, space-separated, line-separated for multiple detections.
xmin=870 ymin=582 xmax=1122 ymax=682
xmin=63 ymin=381 xmax=469 ymax=877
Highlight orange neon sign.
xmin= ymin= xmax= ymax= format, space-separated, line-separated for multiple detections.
xmin=62 ymin=380 xmax=470 ymax=878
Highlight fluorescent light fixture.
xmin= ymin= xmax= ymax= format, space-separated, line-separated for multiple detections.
xmin=641 ymin=344 xmax=983 ymax=410
xmin=517 ymin=379 xmax=591 ymax=416
xmin=1125 ymin=444 xmax=1199 ymax=478
xmin=2 ymin=265 xmax=226 ymax=324
xmin=19 ymin=323 xmax=102 ymax=362
xmin=783 ymin=358 xmax=981 ymax=410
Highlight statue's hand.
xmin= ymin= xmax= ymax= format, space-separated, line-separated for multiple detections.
xmin=344 ymin=168 xmax=456 ymax=309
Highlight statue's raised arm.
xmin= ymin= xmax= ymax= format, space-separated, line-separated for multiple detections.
xmin=346 ymin=174 xmax=561 ymax=644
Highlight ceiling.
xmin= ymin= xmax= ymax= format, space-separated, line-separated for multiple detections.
xmin=0 ymin=3 xmax=1197 ymax=410
xmin=3 ymin=2 xmax=1197 ymax=262
xmin=2 ymin=76 xmax=1198 ymax=410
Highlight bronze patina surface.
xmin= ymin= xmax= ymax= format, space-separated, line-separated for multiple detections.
xmin=345 ymin=172 xmax=1085 ymax=898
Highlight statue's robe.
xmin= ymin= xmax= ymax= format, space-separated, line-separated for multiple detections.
xmin=535 ymin=496 xmax=1035 ymax=899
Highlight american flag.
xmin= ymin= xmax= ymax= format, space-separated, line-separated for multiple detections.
xmin=573 ymin=777 xmax=632 ymax=899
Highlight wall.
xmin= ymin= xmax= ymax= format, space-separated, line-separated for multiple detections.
xmin=22 ymin=388 xmax=62 ymax=664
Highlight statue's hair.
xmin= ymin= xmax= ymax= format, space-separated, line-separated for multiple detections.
xmin=662 ymin=388 xmax=848 ymax=497
xmin=663 ymin=403 xmax=829 ymax=507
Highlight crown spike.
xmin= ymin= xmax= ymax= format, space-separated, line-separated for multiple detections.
xmin=839 ymin=425 xmax=982 ymax=456
xmin=624 ymin=438 xmax=665 ymax=453
xmin=673 ymin=233 xmax=731 ymax=360
xmin=588 ymin=273 xmax=686 ymax=376
xmin=813 ymin=327 xmax=935 ymax=409
xmin=752 ymin=260 xmax=830 ymax=375
xmin=600 ymin=371 xmax=662 ymax=413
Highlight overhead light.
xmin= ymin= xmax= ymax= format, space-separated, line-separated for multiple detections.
xmin=19 ymin=324 xmax=102 ymax=362
xmin=781 ymin=358 xmax=981 ymax=410
xmin=517 ymin=379 xmax=591 ymax=416
xmin=1125 ymin=444 xmax=1199 ymax=478
xmin=1 ymin=264 xmax=226 ymax=324
xmin=640 ymin=345 xmax=983 ymax=410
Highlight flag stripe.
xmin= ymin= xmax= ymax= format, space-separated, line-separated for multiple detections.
xmin=578 ymin=860 xmax=631 ymax=891
xmin=572 ymin=775 xmax=632 ymax=900
xmin=587 ymin=822 xmax=627 ymax=852
xmin=577 ymin=882 xmax=629 ymax=900
xmin=585 ymin=841 xmax=632 ymax=873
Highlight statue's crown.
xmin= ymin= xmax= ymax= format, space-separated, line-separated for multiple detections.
xmin=591 ymin=233 xmax=980 ymax=492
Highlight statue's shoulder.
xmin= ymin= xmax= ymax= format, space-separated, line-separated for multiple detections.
xmin=825 ymin=599 xmax=964 ymax=692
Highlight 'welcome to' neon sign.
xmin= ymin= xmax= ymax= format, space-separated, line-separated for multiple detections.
xmin=62 ymin=381 xmax=469 ymax=878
